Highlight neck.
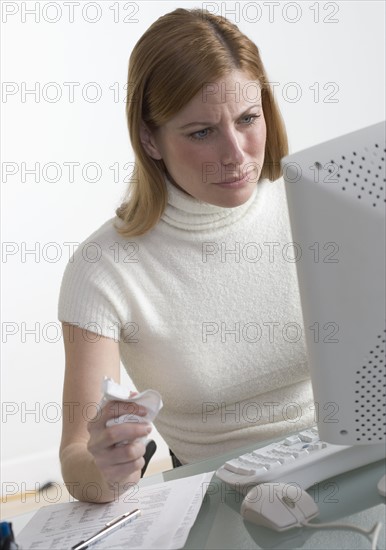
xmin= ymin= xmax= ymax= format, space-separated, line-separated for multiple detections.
xmin=161 ymin=174 xmax=259 ymax=232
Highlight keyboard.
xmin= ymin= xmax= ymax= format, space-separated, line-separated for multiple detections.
xmin=215 ymin=427 xmax=385 ymax=493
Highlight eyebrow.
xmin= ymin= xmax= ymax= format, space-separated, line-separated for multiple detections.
xmin=178 ymin=104 xmax=262 ymax=130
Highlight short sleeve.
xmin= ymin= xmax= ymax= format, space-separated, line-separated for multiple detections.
xmin=58 ymin=222 xmax=127 ymax=341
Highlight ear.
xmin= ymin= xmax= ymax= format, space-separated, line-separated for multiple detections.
xmin=140 ymin=121 xmax=162 ymax=160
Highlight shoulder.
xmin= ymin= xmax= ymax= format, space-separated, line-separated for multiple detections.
xmin=68 ymin=217 xmax=125 ymax=263
xmin=59 ymin=217 xmax=128 ymax=304
xmin=58 ymin=218 xmax=130 ymax=337
xmin=61 ymin=216 xmax=143 ymax=279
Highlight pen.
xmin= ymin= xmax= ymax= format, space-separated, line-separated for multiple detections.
xmin=71 ymin=508 xmax=141 ymax=550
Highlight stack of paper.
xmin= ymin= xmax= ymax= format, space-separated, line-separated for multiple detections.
xmin=17 ymin=471 xmax=214 ymax=549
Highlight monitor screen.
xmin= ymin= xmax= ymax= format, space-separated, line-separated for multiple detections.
xmin=281 ymin=121 xmax=385 ymax=446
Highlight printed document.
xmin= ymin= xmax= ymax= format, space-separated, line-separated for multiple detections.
xmin=17 ymin=471 xmax=214 ymax=549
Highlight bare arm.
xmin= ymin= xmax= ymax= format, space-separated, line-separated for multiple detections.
xmin=60 ymin=323 xmax=151 ymax=503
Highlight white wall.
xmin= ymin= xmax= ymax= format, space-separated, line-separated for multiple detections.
xmin=1 ymin=0 xmax=385 ymax=492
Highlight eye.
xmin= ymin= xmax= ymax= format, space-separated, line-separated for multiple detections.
xmin=189 ymin=128 xmax=210 ymax=141
xmin=240 ymin=114 xmax=261 ymax=125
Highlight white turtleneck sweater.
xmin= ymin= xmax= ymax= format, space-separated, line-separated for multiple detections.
xmin=58 ymin=177 xmax=315 ymax=463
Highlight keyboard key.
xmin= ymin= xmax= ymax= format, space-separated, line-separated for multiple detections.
xmin=224 ymin=459 xmax=265 ymax=476
xmin=307 ymin=443 xmax=324 ymax=451
xmin=224 ymin=459 xmax=244 ymax=473
xmin=299 ymin=431 xmax=319 ymax=443
xmin=215 ymin=425 xmax=386 ymax=494
xmin=284 ymin=435 xmax=301 ymax=445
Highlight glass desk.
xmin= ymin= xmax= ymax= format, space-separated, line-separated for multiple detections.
xmin=159 ymin=443 xmax=385 ymax=550
xmin=9 ymin=442 xmax=386 ymax=549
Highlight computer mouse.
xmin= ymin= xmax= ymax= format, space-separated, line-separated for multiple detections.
xmin=241 ymin=483 xmax=319 ymax=531
xmin=377 ymin=474 xmax=386 ymax=497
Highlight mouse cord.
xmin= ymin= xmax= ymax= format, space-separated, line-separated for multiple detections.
xmin=301 ymin=519 xmax=382 ymax=550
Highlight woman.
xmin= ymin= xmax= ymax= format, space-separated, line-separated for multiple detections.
xmin=58 ymin=7 xmax=314 ymax=503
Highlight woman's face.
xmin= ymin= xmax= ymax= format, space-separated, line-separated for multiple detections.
xmin=141 ymin=69 xmax=267 ymax=208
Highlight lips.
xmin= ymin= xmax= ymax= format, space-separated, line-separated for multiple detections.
xmin=220 ymin=175 xmax=247 ymax=184
xmin=214 ymin=170 xmax=255 ymax=185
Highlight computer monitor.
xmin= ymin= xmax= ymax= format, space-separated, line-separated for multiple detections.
xmin=281 ymin=121 xmax=385 ymax=447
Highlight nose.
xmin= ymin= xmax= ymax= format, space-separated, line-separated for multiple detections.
xmin=219 ymin=129 xmax=245 ymax=168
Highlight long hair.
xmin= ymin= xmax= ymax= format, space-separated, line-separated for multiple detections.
xmin=115 ymin=8 xmax=288 ymax=237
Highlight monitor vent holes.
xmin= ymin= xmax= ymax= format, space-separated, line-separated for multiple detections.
xmin=354 ymin=331 xmax=386 ymax=442
xmin=314 ymin=143 xmax=386 ymax=207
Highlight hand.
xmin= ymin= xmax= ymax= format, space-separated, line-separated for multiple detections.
xmin=86 ymin=400 xmax=152 ymax=493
